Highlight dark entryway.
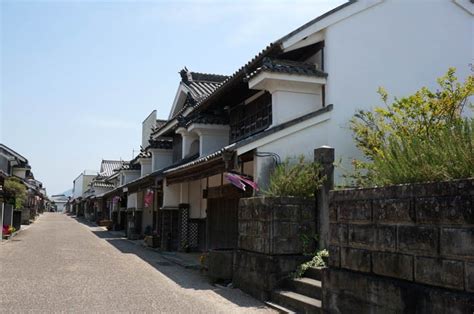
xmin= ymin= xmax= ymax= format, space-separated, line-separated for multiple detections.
xmin=207 ymin=197 xmax=239 ymax=250
xmin=160 ymin=209 xmax=179 ymax=251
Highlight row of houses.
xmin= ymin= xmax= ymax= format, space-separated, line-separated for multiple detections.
xmin=65 ymin=0 xmax=472 ymax=254
xmin=0 ymin=144 xmax=50 ymax=238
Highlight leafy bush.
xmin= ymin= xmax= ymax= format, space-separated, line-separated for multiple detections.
xmin=264 ymin=156 xmax=324 ymax=197
xmin=371 ymin=119 xmax=474 ymax=185
xmin=348 ymin=68 xmax=474 ymax=186
xmin=4 ymin=177 xmax=27 ymax=209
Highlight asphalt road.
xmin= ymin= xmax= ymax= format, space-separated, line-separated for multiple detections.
xmin=0 ymin=213 xmax=274 ymax=313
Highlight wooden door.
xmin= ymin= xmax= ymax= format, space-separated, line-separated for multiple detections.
xmin=207 ymin=198 xmax=239 ymax=250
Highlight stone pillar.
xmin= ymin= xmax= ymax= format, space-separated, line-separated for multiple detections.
xmin=314 ymin=146 xmax=335 ymax=249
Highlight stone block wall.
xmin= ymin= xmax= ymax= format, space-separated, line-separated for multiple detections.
xmin=325 ymin=179 xmax=474 ymax=313
xmin=238 ymin=196 xmax=316 ymax=255
xmin=234 ymin=196 xmax=316 ymax=300
xmin=233 ymin=250 xmax=308 ymax=300
xmin=21 ymin=208 xmax=31 ymax=224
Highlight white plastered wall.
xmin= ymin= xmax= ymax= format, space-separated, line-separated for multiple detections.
xmin=124 ymin=171 xmax=140 ymax=184
xmin=178 ymin=179 xmax=207 ymax=219
xmin=162 ymin=178 xmax=180 ymax=208
xmin=271 ymin=87 xmax=323 ymax=126
xmin=254 ymin=119 xmax=330 ymax=190
xmin=127 ymin=192 xmax=137 ymax=209
xmin=150 ymin=149 xmax=173 ymax=172
xmin=140 ymin=158 xmax=152 ymax=177
xmin=321 ymin=0 xmax=473 ymax=184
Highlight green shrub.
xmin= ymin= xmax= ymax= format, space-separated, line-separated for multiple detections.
xmin=4 ymin=177 xmax=27 ymax=209
xmin=348 ymin=68 xmax=474 ymax=186
xmin=372 ymin=119 xmax=474 ymax=185
xmin=263 ymin=156 xmax=324 ymax=197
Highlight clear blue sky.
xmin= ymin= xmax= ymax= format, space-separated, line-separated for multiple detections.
xmin=1 ymin=0 xmax=345 ymax=195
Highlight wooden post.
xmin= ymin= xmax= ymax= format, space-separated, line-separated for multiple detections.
xmin=314 ymin=146 xmax=335 ymax=249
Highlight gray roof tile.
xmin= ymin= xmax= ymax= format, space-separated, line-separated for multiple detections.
xmin=246 ymin=58 xmax=328 ymax=80
xmin=99 ymin=160 xmax=124 ymax=177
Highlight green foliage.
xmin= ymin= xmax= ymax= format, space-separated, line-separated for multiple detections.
xmin=294 ymin=249 xmax=329 ymax=278
xmin=4 ymin=177 xmax=27 ymax=209
xmin=348 ymin=68 xmax=474 ymax=186
xmin=301 ymin=233 xmax=319 ymax=255
xmin=263 ymin=156 xmax=325 ymax=197
xmin=371 ymin=119 xmax=474 ymax=185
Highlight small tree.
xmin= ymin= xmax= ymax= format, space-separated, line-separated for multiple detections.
xmin=348 ymin=68 xmax=474 ymax=186
xmin=4 ymin=177 xmax=27 ymax=209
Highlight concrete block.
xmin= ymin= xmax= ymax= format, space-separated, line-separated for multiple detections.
xmin=329 ymin=204 xmax=337 ymax=222
xmin=348 ymin=224 xmax=375 ymax=249
xmin=398 ymin=226 xmax=438 ymax=254
xmin=337 ymin=200 xmax=372 ymax=222
xmin=329 ymin=223 xmax=348 ymax=245
xmin=416 ymin=195 xmax=473 ymax=224
xmin=375 ymin=224 xmax=397 ymax=251
xmin=341 ymin=247 xmax=371 ymax=273
xmin=466 ymin=262 xmax=474 ymax=293
xmin=373 ymin=198 xmax=414 ymax=223
xmin=328 ymin=245 xmax=340 ymax=268
xmin=441 ymin=227 xmax=474 ymax=257
xmin=372 ymin=252 xmax=413 ymax=281
xmin=415 ymin=256 xmax=464 ymax=290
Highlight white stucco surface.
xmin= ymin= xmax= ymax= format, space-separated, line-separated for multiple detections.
xmin=150 ymin=148 xmax=173 ymax=172
xmin=127 ymin=192 xmax=137 ymax=209
xmin=162 ymin=179 xmax=180 ymax=208
xmin=322 ymin=0 xmax=473 ymax=183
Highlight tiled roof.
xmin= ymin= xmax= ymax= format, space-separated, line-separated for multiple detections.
xmin=164 ymin=145 xmax=234 ymax=174
xmin=100 ymin=160 xmax=124 ymax=177
xmin=118 ymin=161 xmax=141 ymax=171
xmin=151 ymin=119 xmax=169 ymax=134
xmin=151 ymin=1 xmax=355 ymax=138
xmin=92 ymin=181 xmax=115 ymax=188
xmin=186 ymin=114 xmax=229 ymax=127
xmin=151 ymin=69 xmax=229 ymax=136
xmin=148 ymin=139 xmax=173 ymax=149
xmin=187 ymin=81 xmax=222 ymax=102
xmin=234 ymin=104 xmax=333 ymax=150
xmin=102 ymin=153 xmax=200 ymax=197
xmin=180 ymin=68 xmax=227 ymax=102
xmin=156 ymin=119 xmax=167 ymax=129
xmin=165 ymin=107 xmax=334 ymax=175
xmin=188 ymin=43 xmax=281 ymax=113
xmin=246 ymin=58 xmax=328 ymax=80
xmin=138 ymin=149 xmax=152 ymax=159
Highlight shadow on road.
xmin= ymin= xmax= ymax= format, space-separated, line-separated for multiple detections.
xmin=73 ymin=218 xmax=267 ymax=310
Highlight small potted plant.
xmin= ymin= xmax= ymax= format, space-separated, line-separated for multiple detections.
xmin=183 ymin=242 xmax=190 ymax=253
xmin=2 ymin=224 xmax=16 ymax=238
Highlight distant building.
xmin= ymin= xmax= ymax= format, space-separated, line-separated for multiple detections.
xmin=50 ymin=194 xmax=69 ymax=212
xmin=71 ymin=170 xmax=97 ymax=216
xmin=0 ymin=143 xmax=48 ymax=235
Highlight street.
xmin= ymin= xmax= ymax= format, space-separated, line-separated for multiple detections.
xmin=0 ymin=213 xmax=274 ymax=313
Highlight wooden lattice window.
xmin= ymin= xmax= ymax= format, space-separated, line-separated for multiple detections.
xmin=230 ymin=92 xmax=272 ymax=142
